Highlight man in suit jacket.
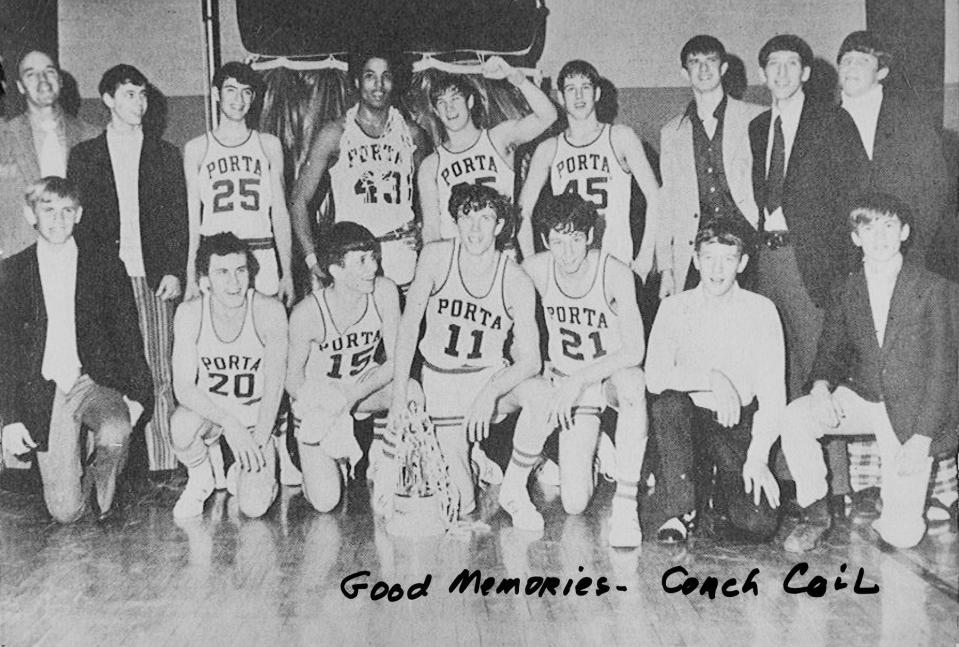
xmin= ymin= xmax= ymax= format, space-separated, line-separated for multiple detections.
xmin=835 ymin=30 xmax=957 ymax=520
xmin=748 ymin=35 xmax=869 ymax=401
xmin=68 ymin=64 xmax=188 ymax=473
xmin=837 ymin=31 xmax=950 ymax=264
xmin=658 ymin=35 xmax=764 ymax=297
xmin=0 ymin=177 xmax=152 ymax=522
xmin=747 ymin=192 xmax=958 ymax=551
xmin=0 ymin=50 xmax=100 ymax=260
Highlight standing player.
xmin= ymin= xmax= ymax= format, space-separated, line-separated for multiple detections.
xmin=290 ymin=51 xmax=429 ymax=288
xmin=418 ymin=56 xmax=556 ymax=243
xmin=287 ymin=222 xmax=423 ymax=513
xmin=506 ymin=193 xmax=647 ymax=547
xmin=170 ymin=233 xmax=288 ymax=519
xmin=518 ymin=60 xmax=659 ymax=279
xmin=183 ymin=62 xmax=293 ymax=304
xmin=390 ymin=183 xmax=549 ymax=521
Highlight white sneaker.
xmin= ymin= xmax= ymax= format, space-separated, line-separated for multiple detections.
xmin=608 ymin=508 xmax=643 ymax=548
xmin=499 ymin=489 xmax=544 ymax=533
xmin=174 ymin=460 xmax=215 ymax=519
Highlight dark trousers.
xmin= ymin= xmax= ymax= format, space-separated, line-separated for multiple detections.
xmin=649 ymin=391 xmax=779 ymax=539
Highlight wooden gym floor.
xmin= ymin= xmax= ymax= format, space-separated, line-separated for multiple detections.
xmin=0 ymin=472 xmax=957 ymax=647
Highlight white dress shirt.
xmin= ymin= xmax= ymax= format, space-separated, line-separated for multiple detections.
xmin=31 ymin=115 xmax=67 ymax=178
xmin=763 ymin=91 xmax=805 ymax=232
xmin=645 ymin=283 xmax=786 ymax=461
xmin=863 ymin=252 xmax=902 ymax=346
xmin=107 ymin=125 xmax=145 ymax=278
xmin=842 ymin=84 xmax=883 ymax=160
xmin=37 ymin=237 xmax=81 ymax=392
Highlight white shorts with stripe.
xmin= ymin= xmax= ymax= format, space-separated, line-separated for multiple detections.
xmin=548 ymin=366 xmax=613 ymax=419
xmin=421 ymin=361 xmax=507 ymax=429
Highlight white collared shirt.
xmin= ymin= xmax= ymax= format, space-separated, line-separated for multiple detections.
xmin=763 ymin=91 xmax=805 ymax=232
xmin=863 ymin=252 xmax=902 ymax=346
xmin=106 ymin=125 xmax=145 ymax=278
xmin=645 ymin=282 xmax=786 ymax=461
xmin=842 ymin=84 xmax=883 ymax=160
xmin=37 ymin=237 xmax=81 ymax=392
xmin=30 ymin=114 xmax=67 ymax=178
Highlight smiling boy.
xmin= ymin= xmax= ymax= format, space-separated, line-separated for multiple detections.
xmin=755 ymin=192 xmax=957 ymax=551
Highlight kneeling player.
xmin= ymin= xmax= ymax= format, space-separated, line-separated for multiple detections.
xmin=171 ymin=233 xmax=288 ymax=519
xmin=507 ymin=193 xmax=648 ymax=546
xmin=287 ymin=222 xmax=421 ymax=513
xmin=390 ymin=183 xmax=549 ymax=522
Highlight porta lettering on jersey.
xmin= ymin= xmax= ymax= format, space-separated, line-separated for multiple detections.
xmin=200 ymin=354 xmax=261 ymax=401
xmin=439 ymin=154 xmax=500 ymax=188
xmin=436 ymin=298 xmax=503 ymax=330
xmin=544 ymin=305 xmax=609 ymax=329
xmin=205 ymin=155 xmax=264 ymax=180
xmin=345 ymin=143 xmax=411 ymax=206
xmin=317 ymin=330 xmax=382 ymax=353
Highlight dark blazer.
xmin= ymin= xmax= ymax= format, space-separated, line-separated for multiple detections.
xmin=0 ymin=243 xmax=154 ymax=451
xmin=749 ymin=99 xmax=869 ymax=307
xmin=0 ymin=112 xmax=100 ymax=259
xmin=810 ymin=261 xmax=958 ymax=456
xmin=866 ymin=91 xmax=950 ymax=263
xmin=67 ymin=132 xmax=188 ymax=289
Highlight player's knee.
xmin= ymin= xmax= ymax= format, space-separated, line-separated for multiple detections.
xmin=95 ymin=418 xmax=132 ymax=450
xmin=305 ymin=482 xmax=341 ymax=513
xmin=238 ymin=477 xmax=277 ymax=518
xmin=44 ymin=485 xmax=85 ymax=524
xmin=562 ymin=489 xmax=591 ymax=515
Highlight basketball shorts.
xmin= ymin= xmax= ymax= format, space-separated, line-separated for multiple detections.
xmin=548 ymin=366 xmax=612 ymax=419
xmin=421 ymin=360 xmax=507 ymax=429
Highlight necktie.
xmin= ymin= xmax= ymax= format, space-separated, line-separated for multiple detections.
xmin=37 ymin=120 xmax=66 ymax=178
xmin=765 ymin=116 xmax=785 ymax=219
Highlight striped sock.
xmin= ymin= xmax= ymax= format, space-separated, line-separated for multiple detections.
xmin=372 ymin=419 xmax=396 ymax=462
xmin=504 ymin=447 xmax=540 ymax=489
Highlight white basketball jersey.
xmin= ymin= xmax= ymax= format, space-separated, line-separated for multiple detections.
xmin=329 ymin=105 xmax=416 ymax=237
xmin=435 ymin=129 xmax=514 ymax=240
xmin=542 ymin=251 xmax=622 ymax=377
xmin=196 ymin=290 xmax=264 ymax=428
xmin=304 ymin=289 xmax=382 ymax=385
xmin=198 ymin=131 xmax=274 ymax=246
xmin=549 ymin=124 xmax=633 ymax=263
xmin=420 ymin=240 xmax=512 ymax=372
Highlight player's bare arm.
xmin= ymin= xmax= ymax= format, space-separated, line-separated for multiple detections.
xmin=262 ymin=133 xmax=294 ymax=304
xmin=344 ymin=276 xmax=401 ymax=405
xmin=285 ymin=294 xmax=325 ymax=400
xmin=517 ymin=138 xmax=557 ymax=260
xmin=250 ymin=294 xmax=288 ymax=446
xmin=611 ymin=124 xmax=660 ymax=279
xmin=388 ymin=242 xmax=446 ymax=417
xmin=485 ymin=56 xmax=557 ymax=162
xmin=417 ymin=153 xmax=443 ymax=243
xmin=462 ymin=261 xmax=541 ymax=440
xmin=182 ymin=135 xmax=207 ymax=300
xmin=289 ymin=119 xmax=344 ymax=274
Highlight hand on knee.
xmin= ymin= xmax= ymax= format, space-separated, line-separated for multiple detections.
xmin=96 ymin=420 xmax=132 ymax=450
